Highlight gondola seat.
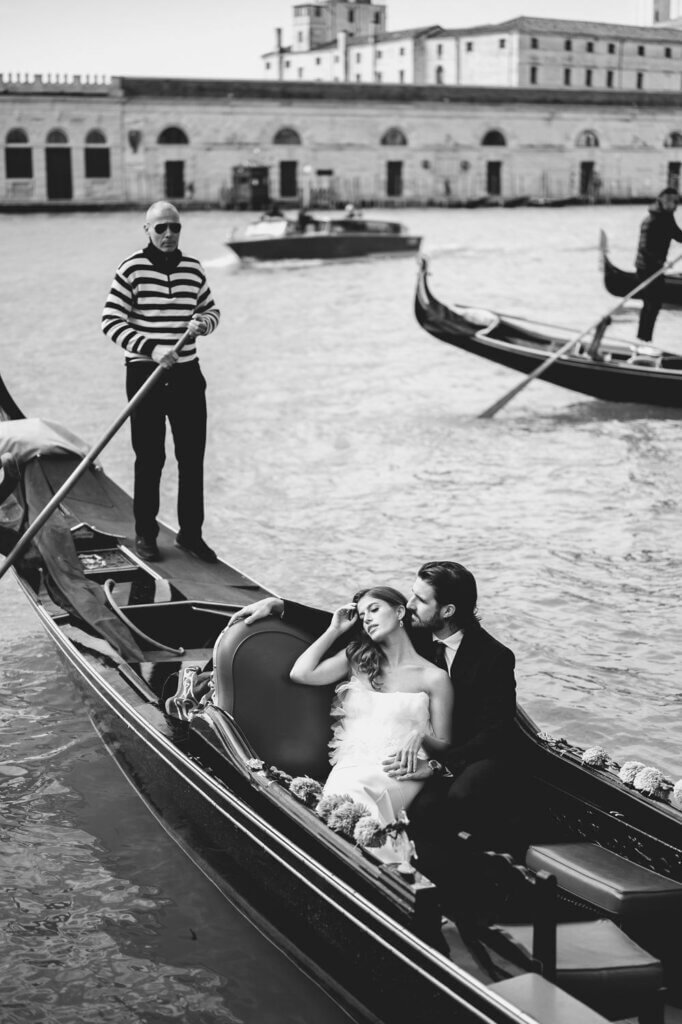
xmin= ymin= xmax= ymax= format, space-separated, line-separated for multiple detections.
xmin=458 ymin=834 xmax=666 ymax=1024
xmin=525 ymin=843 xmax=682 ymax=925
xmin=212 ymin=617 xmax=335 ymax=780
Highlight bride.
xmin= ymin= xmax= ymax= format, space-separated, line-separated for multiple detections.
xmin=290 ymin=586 xmax=452 ymax=831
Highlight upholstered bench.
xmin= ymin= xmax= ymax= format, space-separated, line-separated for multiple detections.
xmin=525 ymin=843 xmax=682 ymax=923
xmin=489 ymin=972 xmax=611 ymax=1024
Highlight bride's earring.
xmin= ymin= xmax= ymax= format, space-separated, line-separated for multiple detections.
xmin=398 ymin=617 xmax=404 ymax=628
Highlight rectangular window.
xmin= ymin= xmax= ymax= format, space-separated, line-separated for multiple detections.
xmin=376 ymin=49 xmax=382 ymax=59
xmin=265 ymin=61 xmax=270 ymax=70
xmin=585 ymin=69 xmax=592 ymax=86
xmin=315 ymin=56 xmax=321 ymax=65
xmin=297 ymin=67 xmax=303 ymax=78
xmin=531 ymin=37 xmax=538 ymax=49
xmin=606 ymin=69 xmax=614 ymax=87
xmin=355 ymin=73 xmax=361 ymax=82
xmin=564 ymin=39 xmax=572 ymax=51
xmin=637 ymin=71 xmax=644 ymax=88
xmin=466 ymin=41 xmax=473 ymax=52
xmin=608 ymin=43 xmax=616 ymax=54
xmin=530 ymin=66 xmax=538 ymax=84
xmin=666 ymin=47 xmax=673 ymax=58
xmin=564 ymin=67 xmax=571 ymax=85
xmin=586 ymin=41 xmax=594 ymax=53
xmin=375 ymin=71 xmax=381 ymax=82
xmin=84 ymin=148 xmax=110 ymax=178
xmin=348 ymin=9 xmax=354 ymax=21
xmin=437 ymin=43 xmax=442 ymax=57
xmin=285 ymin=60 xmax=291 ymax=68
xmin=399 ymin=47 xmax=405 ymax=56
xmin=5 ymin=148 xmax=33 ymax=178
xmin=638 ymin=45 xmax=645 ymax=56
xmin=374 ymin=12 xmax=380 ymax=22
xmin=499 ymin=38 xmax=506 ymax=49
xmin=399 ymin=69 xmax=405 ymax=83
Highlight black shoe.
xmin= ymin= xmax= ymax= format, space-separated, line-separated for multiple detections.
xmin=135 ymin=536 xmax=160 ymax=562
xmin=175 ymin=533 xmax=217 ymax=563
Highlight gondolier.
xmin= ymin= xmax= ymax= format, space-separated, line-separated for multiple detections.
xmin=634 ymin=187 xmax=682 ymax=342
xmin=102 ymin=201 xmax=220 ymax=563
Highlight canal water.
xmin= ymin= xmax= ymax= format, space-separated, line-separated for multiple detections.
xmin=1 ymin=205 xmax=681 ymax=1022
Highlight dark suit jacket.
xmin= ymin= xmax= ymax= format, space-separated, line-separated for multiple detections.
xmin=420 ymin=623 xmax=516 ymax=770
xmin=282 ymin=602 xmax=517 ymax=769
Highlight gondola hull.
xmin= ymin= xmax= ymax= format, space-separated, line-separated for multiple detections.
xmin=600 ymin=229 xmax=682 ymax=307
xmin=415 ymin=257 xmax=682 ymax=408
xmin=2 ymin=370 xmax=682 ymax=1024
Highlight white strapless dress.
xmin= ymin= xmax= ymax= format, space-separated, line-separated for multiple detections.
xmin=323 ymin=677 xmax=431 ymax=825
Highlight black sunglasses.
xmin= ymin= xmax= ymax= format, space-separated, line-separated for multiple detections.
xmin=152 ymin=222 xmax=181 ymax=235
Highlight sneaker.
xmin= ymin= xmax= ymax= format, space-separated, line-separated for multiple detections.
xmin=175 ymin=533 xmax=217 ymax=563
xmin=135 ymin=536 xmax=161 ymax=562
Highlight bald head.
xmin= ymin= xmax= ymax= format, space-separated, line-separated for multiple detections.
xmin=144 ymin=201 xmax=181 ymax=253
xmin=145 ymin=200 xmax=179 ymax=223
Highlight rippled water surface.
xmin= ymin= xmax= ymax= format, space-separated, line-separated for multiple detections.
xmin=1 ymin=205 xmax=681 ymax=1021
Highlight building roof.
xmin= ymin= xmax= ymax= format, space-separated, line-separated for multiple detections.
xmin=116 ymin=76 xmax=682 ymax=109
xmin=433 ymin=16 xmax=682 ymax=42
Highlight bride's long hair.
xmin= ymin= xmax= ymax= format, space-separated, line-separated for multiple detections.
xmin=346 ymin=586 xmax=412 ymax=690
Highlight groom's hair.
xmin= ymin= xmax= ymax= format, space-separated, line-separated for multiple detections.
xmin=417 ymin=561 xmax=479 ymax=629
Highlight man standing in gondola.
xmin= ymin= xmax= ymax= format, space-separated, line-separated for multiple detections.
xmin=102 ymin=201 xmax=220 ymax=563
xmin=634 ymin=187 xmax=682 ymax=343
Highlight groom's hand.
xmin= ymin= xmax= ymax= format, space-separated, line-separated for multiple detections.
xmin=382 ymin=754 xmax=434 ymax=781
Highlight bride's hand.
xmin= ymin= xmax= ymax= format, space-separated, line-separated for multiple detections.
xmin=330 ymin=603 xmax=358 ymax=634
xmin=382 ymin=753 xmax=432 ymax=781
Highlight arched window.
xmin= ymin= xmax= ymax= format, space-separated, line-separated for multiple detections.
xmin=5 ymin=128 xmax=32 ymax=178
xmin=576 ymin=129 xmax=600 ymax=148
xmin=157 ymin=126 xmax=189 ymax=144
xmin=482 ymin=130 xmax=506 ymax=146
xmin=273 ymin=127 xmax=302 ymax=145
xmin=664 ymin=131 xmax=682 ymax=148
xmin=46 ymin=128 xmax=69 ymax=144
xmin=381 ymin=127 xmax=408 ymax=146
xmin=435 ymin=65 xmax=444 ymax=85
xmin=85 ymin=128 xmax=110 ymax=179
xmin=85 ymin=128 xmax=107 ymax=145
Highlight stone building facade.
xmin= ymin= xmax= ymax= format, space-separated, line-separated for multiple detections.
xmin=262 ymin=1 xmax=682 ymax=91
xmin=3 ymin=75 xmax=682 ymax=208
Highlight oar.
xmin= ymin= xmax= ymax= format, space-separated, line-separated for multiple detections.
xmin=0 ymin=331 xmax=191 ymax=584
xmin=478 ymin=254 xmax=682 ymax=419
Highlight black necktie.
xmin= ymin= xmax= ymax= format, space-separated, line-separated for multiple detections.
xmin=433 ymin=641 xmax=448 ymax=671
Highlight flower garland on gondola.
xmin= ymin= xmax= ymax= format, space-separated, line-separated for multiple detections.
xmin=537 ymin=733 xmax=682 ymax=810
xmin=245 ymin=759 xmax=416 ymax=870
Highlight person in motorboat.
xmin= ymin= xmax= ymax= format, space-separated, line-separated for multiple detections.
xmin=102 ymin=201 xmax=221 ymax=564
xmin=343 ymin=203 xmax=361 ymax=219
xmin=289 ymin=585 xmax=452 ymax=857
xmin=228 ymin=562 xmax=518 ymax=877
xmin=634 ymin=186 xmax=682 ymax=343
xmin=296 ymin=206 xmax=315 ymax=233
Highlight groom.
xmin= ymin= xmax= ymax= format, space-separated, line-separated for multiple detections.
xmin=227 ymin=561 xmax=518 ymax=861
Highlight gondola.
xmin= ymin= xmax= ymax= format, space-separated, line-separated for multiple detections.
xmin=226 ymin=214 xmax=421 ymax=261
xmin=600 ymin=229 xmax=682 ymax=307
xmin=1 ymin=369 xmax=682 ymax=1024
xmin=415 ymin=256 xmax=682 ymax=408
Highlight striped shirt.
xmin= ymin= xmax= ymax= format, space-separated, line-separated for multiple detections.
xmin=102 ymin=245 xmax=220 ymax=363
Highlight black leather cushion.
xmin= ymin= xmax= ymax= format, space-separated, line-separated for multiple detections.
xmin=213 ymin=617 xmax=335 ymax=780
xmin=491 ymin=918 xmax=663 ymax=1015
xmin=526 ymin=843 xmax=682 ymax=920
xmin=489 ymin=973 xmax=610 ymax=1024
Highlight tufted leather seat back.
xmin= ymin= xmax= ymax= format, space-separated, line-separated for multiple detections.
xmin=212 ymin=616 xmax=334 ymax=780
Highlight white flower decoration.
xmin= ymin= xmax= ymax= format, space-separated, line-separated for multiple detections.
xmin=581 ymin=746 xmax=609 ymax=768
xmin=633 ymin=766 xmax=666 ymax=797
xmin=619 ymin=761 xmax=646 ymax=785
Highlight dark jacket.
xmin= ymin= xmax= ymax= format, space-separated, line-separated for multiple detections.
xmin=282 ymin=602 xmax=517 ymax=769
xmin=636 ymin=201 xmax=682 ymax=272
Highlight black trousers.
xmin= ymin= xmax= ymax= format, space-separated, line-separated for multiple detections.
xmin=408 ymin=758 xmax=524 ymax=896
xmin=126 ymin=360 xmax=207 ymax=542
xmin=635 ymin=267 xmax=665 ymax=342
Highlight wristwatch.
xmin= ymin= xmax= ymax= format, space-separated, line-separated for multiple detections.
xmin=428 ymin=759 xmax=454 ymax=779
